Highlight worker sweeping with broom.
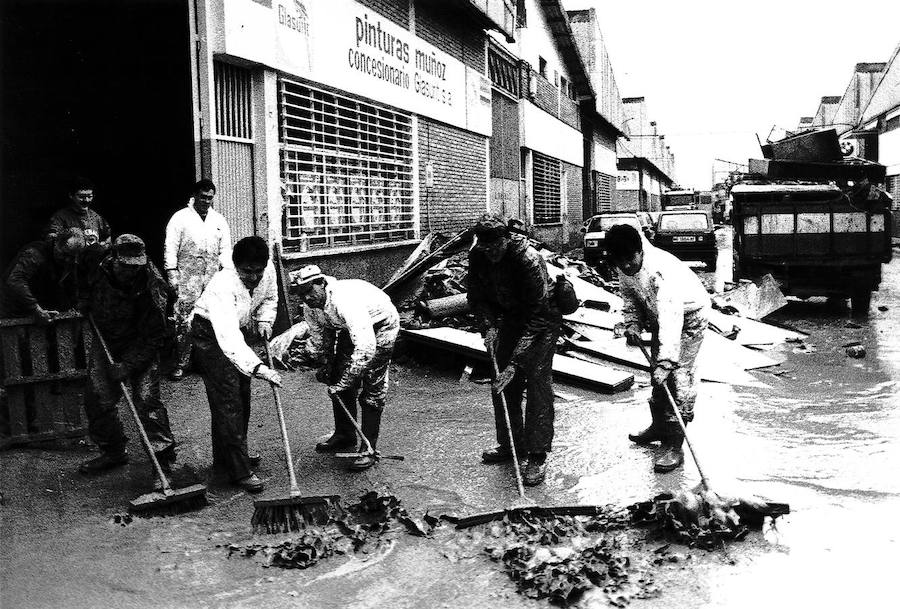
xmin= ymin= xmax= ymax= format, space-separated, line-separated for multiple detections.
xmin=191 ymin=236 xmax=281 ymax=493
xmin=291 ymin=264 xmax=400 ymax=471
xmin=604 ymin=224 xmax=710 ymax=473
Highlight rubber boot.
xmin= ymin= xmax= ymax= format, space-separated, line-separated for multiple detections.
xmin=522 ymin=452 xmax=547 ymax=486
xmin=316 ymin=395 xmax=357 ymax=452
xmin=628 ymin=397 xmax=666 ymax=445
xmin=349 ymin=405 xmax=381 ymax=471
xmin=654 ymin=430 xmax=685 ymax=473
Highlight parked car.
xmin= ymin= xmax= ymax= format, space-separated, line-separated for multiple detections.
xmin=652 ymin=210 xmax=717 ymax=270
xmin=581 ymin=212 xmax=646 ymax=267
xmin=636 ymin=212 xmax=656 ymax=240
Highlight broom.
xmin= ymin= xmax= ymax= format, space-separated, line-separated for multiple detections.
xmin=636 ymin=342 xmax=789 ymax=526
xmin=88 ymin=315 xmax=207 ymax=515
xmin=251 ymin=343 xmax=342 ymax=533
xmin=332 ymin=393 xmax=405 ymax=463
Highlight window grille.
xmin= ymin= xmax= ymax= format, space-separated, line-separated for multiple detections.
xmin=533 ymin=152 xmax=561 ymax=224
xmin=279 ymin=79 xmax=416 ymax=250
xmin=488 ymin=48 xmax=520 ymax=97
xmin=214 ymin=62 xmax=252 ymax=140
xmin=595 ymin=171 xmax=613 ymax=212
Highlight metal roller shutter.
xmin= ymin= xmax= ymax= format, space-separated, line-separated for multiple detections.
xmin=532 ymin=151 xmax=561 ymax=225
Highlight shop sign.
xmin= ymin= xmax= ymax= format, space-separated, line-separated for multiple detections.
xmin=616 ymin=170 xmax=639 ymax=191
xmin=223 ymin=0 xmax=490 ymax=135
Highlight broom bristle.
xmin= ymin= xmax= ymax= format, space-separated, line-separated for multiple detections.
xmin=251 ymin=495 xmax=343 ymax=534
xmin=129 ymin=484 xmax=208 ymax=517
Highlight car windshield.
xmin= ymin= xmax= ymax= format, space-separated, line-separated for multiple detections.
xmin=658 ymin=213 xmax=709 ymax=231
xmin=588 ymin=216 xmax=640 ymax=232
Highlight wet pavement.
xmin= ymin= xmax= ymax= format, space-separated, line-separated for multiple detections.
xmin=2 ymin=236 xmax=900 ymax=608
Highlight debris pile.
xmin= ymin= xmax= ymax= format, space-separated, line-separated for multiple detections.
xmin=629 ymin=489 xmax=789 ymax=550
xmin=226 ymin=492 xmax=439 ymax=570
xmin=477 ymin=510 xmax=658 ymax=606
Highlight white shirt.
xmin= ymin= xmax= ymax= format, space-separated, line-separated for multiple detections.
xmin=164 ymin=200 xmax=232 ymax=275
xmin=192 ymin=262 xmax=278 ymax=376
xmin=618 ymin=242 xmax=710 ymax=363
xmin=304 ymin=277 xmax=399 ymax=386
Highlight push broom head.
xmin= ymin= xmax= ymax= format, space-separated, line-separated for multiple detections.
xmin=251 ymin=494 xmax=344 ymax=534
xmin=129 ymin=483 xmax=209 ymax=516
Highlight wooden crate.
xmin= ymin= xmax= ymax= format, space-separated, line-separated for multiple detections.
xmin=0 ymin=312 xmax=90 ymax=449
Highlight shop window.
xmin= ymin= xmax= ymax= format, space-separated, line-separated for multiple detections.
xmin=532 ymin=152 xmax=561 ymax=225
xmin=278 ymin=79 xmax=416 ymax=251
xmin=488 ymin=47 xmax=520 ymax=98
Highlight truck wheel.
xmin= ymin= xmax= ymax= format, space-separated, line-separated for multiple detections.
xmin=850 ymin=290 xmax=872 ymax=316
xmin=707 ymin=256 xmax=718 ymax=271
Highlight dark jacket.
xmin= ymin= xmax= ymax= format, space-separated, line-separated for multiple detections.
xmin=0 ymin=241 xmax=78 ymax=317
xmin=45 ymin=204 xmax=111 ymax=247
xmin=80 ymin=249 xmax=168 ymax=374
xmin=467 ymin=235 xmax=558 ymax=368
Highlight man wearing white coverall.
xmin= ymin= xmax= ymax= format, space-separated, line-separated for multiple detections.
xmin=164 ymin=179 xmax=232 ymax=380
xmin=291 ymin=264 xmax=399 ymax=471
xmin=605 ymin=224 xmax=710 ymax=473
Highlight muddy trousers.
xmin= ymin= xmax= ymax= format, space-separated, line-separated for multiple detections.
xmin=492 ymin=323 xmax=560 ymax=456
xmin=84 ymin=345 xmax=175 ymax=458
xmin=650 ymin=308 xmax=708 ymax=438
xmin=191 ymin=316 xmax=253 ymax=482
xmin=328 ymin=326 xmax=395 ymax=449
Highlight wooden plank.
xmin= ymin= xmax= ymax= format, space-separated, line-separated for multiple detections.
xmin=31 ymin=384 xmax=55 ymax=433
xmin=708 ymin=309 xmax=806 ymax=347
xmin=55 ymin=319 xmax=78 ymax=371
xmin=28 ymin=326 xmax=50 ymax=376
xmin=563 ymin=308 xmax=619 ymax=330
xmin=544 ymin=263 xmax=623 ymax=312
xmin=562 ymin=335 xmax=770 ymax=388
xmin=3 ymin=387 xmax=28 ymax=438
xmin=402 ymin=327 xmax=634 ymax=393
xmin=0 ymin=327 xmax=23 ymax=379
xmin=2 ymin=371 xmax=86 ymax=386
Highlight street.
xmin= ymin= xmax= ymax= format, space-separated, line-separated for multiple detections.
xmin=2 ymin=238 xmax=899 ymax=609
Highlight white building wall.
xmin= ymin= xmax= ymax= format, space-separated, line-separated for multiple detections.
xmin=882 ymin=126 xmax=900 ymax=176
xmin=489 ymin=0 xmax=571 ymax=84
xmin=521 ymin=101 xmax=582 ymax=167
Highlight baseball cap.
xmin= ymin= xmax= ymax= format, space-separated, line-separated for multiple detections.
xmin=290 ymin=264 xmax=324 ymax=292
xmin=113 ymin=234 xmax=147 ymax=265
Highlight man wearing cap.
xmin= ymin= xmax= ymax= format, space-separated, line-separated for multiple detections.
xmin=45 ymin=176 xmax=112 ymax=248
xmin=191 ymin=236 xmax=280 ymax=493
xmin=1 ymin=227 xmax=86 ymax=322
xmin=292 ymin=264 xmax=399 ymax=471
xmin=467 ymin=214 xmax=561 ymax=486
xmin=164 ymin=179 xmax=232 ymax=380
xmin=77 ymin=234 xmax=177 ymax=475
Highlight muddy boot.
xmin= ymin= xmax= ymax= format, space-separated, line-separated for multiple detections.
xmin=316 ymin=397 xmax=357 ymax=452
xmin=481 ymin=445 xmax=514 ymax=463
xmin=79 ymin=450 xmax=129 ymax=475
xmin=653 ymin=432 xmax=685 ymax=473
xmin=522 ymin=452 xmax=547 ymax=486
xmin=628 ymin=397 xmax=666 ymax=445
xmin=349 ymin=405 xmax=381 ymax=471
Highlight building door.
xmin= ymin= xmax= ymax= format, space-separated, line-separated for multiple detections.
xmin=487 ymin=46 xmax=524 ymax=222
xmin=213 ymin=61 xmax=255 ymax=241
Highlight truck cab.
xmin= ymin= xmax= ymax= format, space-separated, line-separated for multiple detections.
xmin=731 ymin=182 xmax=892 ymax=314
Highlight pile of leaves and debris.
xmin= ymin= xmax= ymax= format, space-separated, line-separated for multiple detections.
xmin=474 ymin=509 xmax=659 ymax=607
xmin=225 ymin=492 xmax=439 ymax=570
xmin=628 ymin=488 xmax=788 ymax=550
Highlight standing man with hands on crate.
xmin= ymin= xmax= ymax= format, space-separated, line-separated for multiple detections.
xmin=190 ymin=236 xmax=280 ymax=493
xmin=467 ymin=214 xmax=562 ymax=487
xmin=292 ymin=264 xmax=400 ymax=472
xmin=605 ymin=223 xmax=710 ymax=473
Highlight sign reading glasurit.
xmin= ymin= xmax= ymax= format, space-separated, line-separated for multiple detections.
xmin=222 ymin=0 xmax=490 ymax=135
xmin=616 ymin=170 xmax=639 ymax=191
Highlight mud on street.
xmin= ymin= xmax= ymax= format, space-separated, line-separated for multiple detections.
xmin=2 ymin=238 xmax=900 ymax=609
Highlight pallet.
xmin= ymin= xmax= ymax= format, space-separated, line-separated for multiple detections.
xmin=0 ymin=313 xmax=90 ymax=449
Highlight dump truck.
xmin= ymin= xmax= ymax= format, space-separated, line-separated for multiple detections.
xmin=731 ymin=136 xmax=892 ymax=314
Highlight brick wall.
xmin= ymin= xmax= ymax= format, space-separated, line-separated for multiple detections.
xmin=559 ymin=96 xmax=579 ymax=130
xmin=419 ymin=117 xmax=487 ymax=233
xmin=415 ymin=0 xmax=486 ymax=73
xmin=358 ymin=0 xmax=409 ymax=29
xmin=533 ymin=73 xmax=557 ymax=116
xmin=614 ymin=189 xmax=641 ymax=211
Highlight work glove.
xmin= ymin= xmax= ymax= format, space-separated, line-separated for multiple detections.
xmin=483 ymin=326 xmax=500 ymax=358
xmin=33 ymin=306 xmax=59 ymax=326
xmin=492 ymin=364 xmax=516 ymax=394
xmin=326 ymin=384 xmax=342 ymax=396
xmin=315 ymin=363 xmax=333 ymax=384
xmin=107 ymin=362 xmax=130 ymax=382
xmin=651 ymin=360 xmax=676 ymax=387
xmin=623 ymin=326 xmax=643 ymax=347
xmin=256 ymin=320 xmax=273 ymax=340
xmin=255 ymin=364 xmax=282 ymax=387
